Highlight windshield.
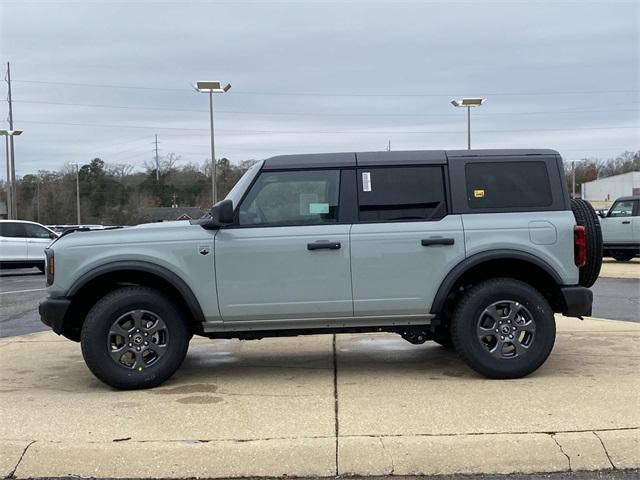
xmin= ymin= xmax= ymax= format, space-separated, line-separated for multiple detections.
xmin=224 ymin=161 xmax=263 ymax=209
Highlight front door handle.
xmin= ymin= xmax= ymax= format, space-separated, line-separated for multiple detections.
xmin=421 ymin=238 xmax=455 ymax=246
xmin=307 ymin=240 xmax=341 ymax=251
xmin=622 ymin=221 xmax=631 ymax=224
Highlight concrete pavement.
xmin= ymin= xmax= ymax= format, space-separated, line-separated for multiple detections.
xmin=600 ymin=258 xmax=640 ymax=280
xmin=1 ymin=316 xmax=638 ymax=478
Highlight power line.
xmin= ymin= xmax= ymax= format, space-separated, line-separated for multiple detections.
xmin=12 ymin=99 xmax=640 ymax=117
xmin=13 ymin=79 xmax=640 ymax=98
xmin=17 ymin=119 xmax=640 ymax=135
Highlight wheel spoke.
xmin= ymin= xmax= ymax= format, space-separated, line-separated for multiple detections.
xmin=109 ymin=346 xmax=127 ymax=363
xmin=110 ymin=323 xmax=131 ymax=337
xmin=131 ymin=310 xmax=144 ymax=329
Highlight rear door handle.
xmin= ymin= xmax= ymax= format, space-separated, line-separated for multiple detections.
xmin=421 ymin=238 xmax=455 ymax=246
xmin=307 ymin=240 xmax=341 ymax=251
xmin=622 ymin=221 xmax=631 ymax=224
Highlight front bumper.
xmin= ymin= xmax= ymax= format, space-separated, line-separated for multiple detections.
xmin=39 ymin=297 xmax=72 ymax=334
xmin=560 ymin=286 xmax=593 ymax=318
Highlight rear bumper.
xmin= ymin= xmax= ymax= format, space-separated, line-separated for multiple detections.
xmin=39 ymin=297 xmax=71 ymax=334
xmin=560 ymin=286 xmax=593 ymax=318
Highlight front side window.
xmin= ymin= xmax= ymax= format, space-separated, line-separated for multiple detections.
xmin=23 ymin=223 xmax=54 ymax=239
xmin=0 ymin=222 xmax=27 ymax=238
xmin=465 ymin=161 xmax=552 ymax=209
xmin=608 ymin=200 xmax=635 ymax=217
xmin=356 ymin=166 xmax=447 ymax=222
xmin=238 ymin=170 xmax=340 ymax=226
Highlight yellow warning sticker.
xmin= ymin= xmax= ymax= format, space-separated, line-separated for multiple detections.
xmin=474 ymin=189 xmax=485 ymax=198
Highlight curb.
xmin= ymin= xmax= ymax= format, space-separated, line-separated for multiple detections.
xmin=2 ymin=429 xmax=637 ymax=478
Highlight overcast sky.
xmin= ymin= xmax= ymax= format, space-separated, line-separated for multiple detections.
xmin=1 ymin=0 xmax=639 ymax=176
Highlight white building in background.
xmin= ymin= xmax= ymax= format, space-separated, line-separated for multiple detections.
xmin=582 ymin=171 xmax=640 ymax=201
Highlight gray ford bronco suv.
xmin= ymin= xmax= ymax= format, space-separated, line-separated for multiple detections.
xmin=39 ymin=149 xmax=602 ymax=390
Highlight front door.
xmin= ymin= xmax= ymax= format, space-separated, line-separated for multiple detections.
xmin=24 ymin=223 xmax=55 ymax=261
xmin=603 ymin=199 xmax=636 ymax=243
xmin=215 ymin=169 xmax=352 ymax=322
xmin=350 ymin=165 xmax=466 ymax=316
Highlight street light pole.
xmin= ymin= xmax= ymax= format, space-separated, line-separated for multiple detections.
xmin=451 ymin=98 xmax=486 ymax=150
xmin=208 ymin=90 xmax=216 ymax=205
xmin=3 ymin=135 xmax=10 ymax=219
xmin=71 ymin=163 xmax=81 ymax=224
xmin=195 ymin=81 xmax=231 ymax=206
xmin=0 ymin=129 xmax=22 ymax=219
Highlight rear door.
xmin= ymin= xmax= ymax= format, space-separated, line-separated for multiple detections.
xmin=215 ymin=168 xmax=353 ymax=322
xmin=23 ymin=223 xmax=56 ymax=261
xmin=0 ymin=222 xmax=28 ymax=261
xmin=350 ymin=165 xmax=465 ymax=317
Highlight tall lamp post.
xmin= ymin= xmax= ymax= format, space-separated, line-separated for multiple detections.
xmin=71 ymin=163 xmax=81 ymax=225
xmin=0 ymin=129 xmax=23 ymax=219
xmin=195 ymin=81 xmax=231 ymax=206
xmin=450 ymin=98 xmax=486 ymax=149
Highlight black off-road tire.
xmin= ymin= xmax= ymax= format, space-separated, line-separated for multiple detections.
xmin=451 ymin=278 xmax=556 ymax=379
xmin=611 ymin=251 xmax=635 ymax=262
xmin=570 ymin=198 xmax=603 ymax=288
xmin=81 ymin=286 xmax=190 ymax=390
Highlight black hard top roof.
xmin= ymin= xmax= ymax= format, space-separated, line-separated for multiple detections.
xmin=262 ymin=149 xmax=560 ymax=170
xmin=614 ymin=195 xmax=640 ymax=201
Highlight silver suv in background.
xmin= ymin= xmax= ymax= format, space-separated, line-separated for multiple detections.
xmin=39 ymin=149 xmax=602 ymax=389
xmin=599 ymin=195 xmax=639 ymax=261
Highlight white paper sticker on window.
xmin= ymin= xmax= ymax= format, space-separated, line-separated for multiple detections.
xmin=362 ymin=172 xmax=372 ymax=192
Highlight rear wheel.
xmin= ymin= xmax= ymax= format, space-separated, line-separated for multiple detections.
xmin=571 ymin=198 xmax=603 ymax=287
xmin=451 ymin=278 xmax=556 ymax=379
xmin=611 ymin=251 xmax=635 ymax=262
xmin=81 ymin=286 xmax=190 ymax=390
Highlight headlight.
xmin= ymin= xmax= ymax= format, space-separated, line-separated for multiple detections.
xmin=45 ymin=249 xmax=55 ymax=286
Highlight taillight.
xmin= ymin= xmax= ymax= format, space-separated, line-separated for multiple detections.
xmin=574 ymin=225 xmax=586 ymax=268
xmin=45 ymin=249 xmax=55 ymax=286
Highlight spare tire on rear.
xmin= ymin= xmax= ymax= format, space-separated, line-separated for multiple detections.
xmin=571 ymin=198 xmax=602 ymax=288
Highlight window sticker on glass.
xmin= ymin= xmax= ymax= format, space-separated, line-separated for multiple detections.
xmin=362 ymin=172 xmax=372 ymax=192
xmin=299 ymin=193 xmax=319 ymax=215
xmin=309 ymin=203 xmax=329 ymax=214
xmin=474 ymin=189 xmax=485 ymax=198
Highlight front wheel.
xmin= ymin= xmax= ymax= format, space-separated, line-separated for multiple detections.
xmin=81 ymin=286 xmax=190 ymax=390
xmin=451 ymin=278 xmax=556 ymax=379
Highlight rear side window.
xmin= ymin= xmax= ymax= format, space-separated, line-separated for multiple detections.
xmin=356 ymin=166 xmax=447 ymax=222
xmin=465 ymin=161 xmax=552 ymax=209
xmin=0 ymin=222 xmax=27 ymax=238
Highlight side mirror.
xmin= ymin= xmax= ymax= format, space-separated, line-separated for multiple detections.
xmin=211 ymin=199 xmax=234 ymax=225
xmin=597 ymin=210 xmax=606 ymax=218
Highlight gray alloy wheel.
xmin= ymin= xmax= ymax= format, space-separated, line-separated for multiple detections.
xmin=476 ymin=300 xmax=535 ymax=359
xmin=108 ymin=309 xmax=169 ymax=370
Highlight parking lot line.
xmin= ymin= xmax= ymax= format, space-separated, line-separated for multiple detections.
xmin=0 ymin=288 xmax=47 ymax=295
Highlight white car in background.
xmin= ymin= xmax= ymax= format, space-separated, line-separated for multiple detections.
xmin=0 ymin=220 xmax=59 ymax=272
xmin=599 ymin=195 xmax=640 ymax=262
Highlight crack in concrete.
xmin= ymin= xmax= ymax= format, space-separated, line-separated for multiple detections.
xmin=550 ymin=434 xmax=571 ymax=472
xmin=378 ymin=436 xmax=394 ymax=475
xmin=6 ymin=440 xmax=35 ymax=479
xmin=332 ymin=334 xmax=339 ymax=477
xmin=593 ymin=431 xmax=617 ymax=470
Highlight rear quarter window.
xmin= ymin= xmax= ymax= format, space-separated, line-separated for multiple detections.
xmin=465 ymin=161 xmax=552 ymax=209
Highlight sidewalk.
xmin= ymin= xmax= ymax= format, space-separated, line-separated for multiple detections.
xmin=1 ymin=316 xmax=638 ymax=478
xmin=600 ymin=258 xmax=640 ymax=279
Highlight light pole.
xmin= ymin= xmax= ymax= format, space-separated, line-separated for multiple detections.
xmin=195 ymin=81 xmax=231 ymax=205
xmin=0 ymin=129 xmax=23 ymax=219
xmin=450 ymin=98 xmax=486 ymax=149
xmin=71 ymin=163 xmax=81 ymax=225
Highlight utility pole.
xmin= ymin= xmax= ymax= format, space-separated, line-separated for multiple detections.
xmin=154 ymin=134 xmax=160 ymax=182
xmin=387 ymin=140 xmax=391 ymax=151
xmin=466 ymin=106 xmax=471 ymax=150
xmin=36 ymin=178 xmax=40 ymax=222
xmin=6 ymin=62 xmax=17 ymax=218
xmin=572 ymin=161 xmax=576 ymax=198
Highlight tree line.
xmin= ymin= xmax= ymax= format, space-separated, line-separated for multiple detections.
xmin=1 ymin=150 xmax=638 ymax=226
